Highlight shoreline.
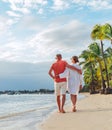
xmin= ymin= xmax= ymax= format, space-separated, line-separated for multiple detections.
xmin=38 ymin=93 xmax=85 ymax=129
xmin=39 ymin=93 xmax=112 ymax=130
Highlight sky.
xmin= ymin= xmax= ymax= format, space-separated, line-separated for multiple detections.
xmin=0 ymin=0 xmax=112 ymax=91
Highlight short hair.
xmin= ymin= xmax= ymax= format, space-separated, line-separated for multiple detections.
xmin=56 ymin=54 xmax=62 ymax=58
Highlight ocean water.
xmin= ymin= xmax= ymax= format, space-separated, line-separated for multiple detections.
xmin=0 ymin=94 xmax=85 ymax=130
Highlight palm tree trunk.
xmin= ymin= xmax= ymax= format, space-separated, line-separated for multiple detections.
xmin=100 ymin=40 xmax=110 ymax=88
xmin=90 ymin=65 xmax=95 ymax=93
xmin=98 ymin=61 xmax=105 ymax=90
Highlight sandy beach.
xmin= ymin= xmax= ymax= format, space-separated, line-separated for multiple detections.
xmin=39 ymin=93 xmax=112 ymax=130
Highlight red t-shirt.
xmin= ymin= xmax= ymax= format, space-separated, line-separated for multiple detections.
xmin=51 ymin=60 xmax=67 ymax=82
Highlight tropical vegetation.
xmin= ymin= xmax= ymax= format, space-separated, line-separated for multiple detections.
xmin=80 ymin=23 xmax=112 ymax=94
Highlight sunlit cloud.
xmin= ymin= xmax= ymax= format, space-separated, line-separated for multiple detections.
xmin=26 ymin=19 xmax=91 ymax=62
xmin=87 ymin=0 xmax=112 ymax=10
xmin=72 ymin=0 xmax=112 ymax=10
xmin=38 ymin=8 xmax=44 ymax=14
xmin=0 ymin=0 xmax=112 ymax=90
xmin=0 ymin=0 xmax=112 ymax=63
xmin=52 ymin=0 xmax=69 ymax=10
xmin=0 ymin=18 xmax=91 ymax=63
xmin=0 ymin=17 xmax=11 ymax=35
xmin=10 ymin=2 xmax=30 ymax=14
xmin=7 ymin=11 xmax=22 ymax=17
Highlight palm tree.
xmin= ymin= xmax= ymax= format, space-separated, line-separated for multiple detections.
xmin=106 ymin=47 xmax=112 ymax=60
xmin=91 ymin=24 xmax=110 ymax=89
xmin=104 ymin=23 xmax=112 ymax=44
xmin=83 ymin=69 xmax=92 ymax=84
xmin=88 ymin=42 xmax=106 ymax=91
xmin=106 ymin=47 xmax=112 ymax=80
xmin=80 ymin=50 xmax=97 ymax=93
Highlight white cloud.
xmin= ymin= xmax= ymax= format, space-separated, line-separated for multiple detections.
xmin=7 ymin=11 xmax=21 ymax=17
xmin=52 ymin=0 xmax=69 ymax=10
xmin=26 ymin=19 xmax=91 ymax=62
xmin=0 ymin=16 xmax=18 ymax=43
xmin=51 ymin=0 xmax=112 ymax=11
xmin=3 ymin=0 xmax=112 ymax=16
xmin=0 ymin=18 xmax=91 ymax=63
xmin=10 ymin=2 xmax=30 ymax=14
xmin=72 ymin=0 xmax=112 ymax=10
xmin=0 ymin=41 xmax=23 ymax=61
xmin=3 ymin=0 xmax=48 ymax=10
xmin=7 ymin=19 xmax=17 ymax=26
xmin=0 ymin=18 xmax=7 ymax=34
xmin=3 ymin=0 xmax=48 ymax=4
xmin=3 ymin=0 xmax=48 ymax=21
xmin=72 ymin=0 xmax=87 ymax=5
xmin=87 ymin=0 xmax=112 ymax=10
xmin=38 ymin=20 xmax=90 ymax=46
xmin=38 ymin=8 xmax=44 ymax=14
xmin=18 ymin=15 xmax=47 ymax=31
xmin=0 ymin=17 xmax=12 ymax=35
xmin=1 ymin=0 xmax=112 ymax=63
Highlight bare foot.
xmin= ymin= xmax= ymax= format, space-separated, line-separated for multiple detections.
xmin=72 ymin=106 xmax=76 ymax=112
xmin=57 ymin=109 xmax=61 ymax=113
xmin=61 ymin=109 xmax=66 ymax=113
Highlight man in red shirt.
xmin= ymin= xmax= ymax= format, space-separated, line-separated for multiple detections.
xmin=48 ymin=54 xmax=67 ymax=113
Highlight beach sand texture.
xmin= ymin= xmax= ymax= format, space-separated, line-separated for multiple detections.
xmin=40 ymin=93 xmax=112 ymax=130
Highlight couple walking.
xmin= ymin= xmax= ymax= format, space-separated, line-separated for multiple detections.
xmin=49 ymin=54 xmax=82 ymax=113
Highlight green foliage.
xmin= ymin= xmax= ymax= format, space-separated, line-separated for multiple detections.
xmin=80 ymin=23 xmax=112 ymax=93
xmin=81 ymin=84 xmax=89 ymax=92
xmin=109 ymin=80 xmax=112 ymax=88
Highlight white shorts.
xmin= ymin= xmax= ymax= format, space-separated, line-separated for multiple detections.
xmin=54 ymin=82 xmax=67 ymax=96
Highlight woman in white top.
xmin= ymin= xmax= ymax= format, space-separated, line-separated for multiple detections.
xmin=60 ymin=56 xmax=82 ymax=112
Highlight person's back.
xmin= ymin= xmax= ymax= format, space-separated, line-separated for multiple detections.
xmin=69 ymin=63 xmax=81 ymax=80
xmin=48 ymin=54 xmax=67 ymax=113
xmin=52 ymin=60 xmax=67 ymax=82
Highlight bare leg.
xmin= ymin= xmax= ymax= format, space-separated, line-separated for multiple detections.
xmin=71 ymin=94 xmax=77 ymax=112
xmin=57 ymin=95 xmax=61 ymax=112
xmin=61 ymin=94 xmax=66 ymax=113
